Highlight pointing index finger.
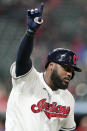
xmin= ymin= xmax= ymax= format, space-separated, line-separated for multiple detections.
xmin=27 ymin=10 xmax=31 ymax=15
xmin=39 ymin=3 xmax=44 ymax=15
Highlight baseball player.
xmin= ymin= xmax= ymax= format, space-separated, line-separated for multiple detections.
xmin=5 ymin=3 xmax=82 ymax=131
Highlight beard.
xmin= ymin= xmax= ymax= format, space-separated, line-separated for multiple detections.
xmin=50 ymin=69 xmax=69 ymax=91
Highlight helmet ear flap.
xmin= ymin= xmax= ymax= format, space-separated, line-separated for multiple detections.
xmin=71 ymin=71 xmax=75 ymax=80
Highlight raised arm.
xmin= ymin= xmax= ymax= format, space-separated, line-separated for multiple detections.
xmin=16 ymin=3 xmax=44 ymax=77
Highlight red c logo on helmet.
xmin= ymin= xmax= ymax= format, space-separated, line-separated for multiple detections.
xmin=73 ymin=55 xmax=77 ymax=64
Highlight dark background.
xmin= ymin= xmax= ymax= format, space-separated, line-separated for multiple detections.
xmin=0 ymin=0 xmax=87 ymax=130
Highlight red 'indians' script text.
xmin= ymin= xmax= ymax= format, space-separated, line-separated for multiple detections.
xmin=31 ymin=99 xmax=70 ymax=119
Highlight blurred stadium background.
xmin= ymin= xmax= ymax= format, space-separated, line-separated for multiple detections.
xmin=0 ymin=0 xmax=87 ymax=130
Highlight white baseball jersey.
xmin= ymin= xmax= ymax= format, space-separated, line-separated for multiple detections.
xmin=5 ymin=62 xmax=76 ymax=131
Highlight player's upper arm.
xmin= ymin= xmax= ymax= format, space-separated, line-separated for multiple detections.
xmin=16 ymin=58 xmax=32 ymax=77
xmin=10 ymin=62 xmax=38 ymax=90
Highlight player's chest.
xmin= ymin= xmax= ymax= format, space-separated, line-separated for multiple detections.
xmin=22 ymin=88 xmax=71 ymax=121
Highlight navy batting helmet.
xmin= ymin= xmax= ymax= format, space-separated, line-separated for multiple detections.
xmin=45 ymin=48 xmax=82 ymax=72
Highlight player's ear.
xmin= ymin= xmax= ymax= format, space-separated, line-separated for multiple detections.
xmin=49 ymin=62 xmax=55 ymax=71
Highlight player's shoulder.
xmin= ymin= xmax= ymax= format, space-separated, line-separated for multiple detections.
xmin=65 ymin=89 xmax=75 ymax=102
xmin=10 ymin=62 xmax=39 ymax=79
xmin=10 ymin=62 xmax=39 ymax=90
xmin=58 ymin=89 xmax=75 ymax=103
xmin=10 ymin=62 xmax=42 ymax=94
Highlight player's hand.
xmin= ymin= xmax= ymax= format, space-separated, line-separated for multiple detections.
xmin=27 ymin=3 xmax=44 ymax=33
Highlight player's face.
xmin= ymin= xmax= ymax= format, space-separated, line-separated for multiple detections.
xmin=50 ymin=64 xmax=74 ymax=90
